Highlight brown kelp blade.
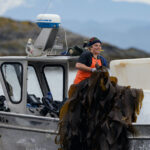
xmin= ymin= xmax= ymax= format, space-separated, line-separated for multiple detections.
xmin=57 ymin=66 xmax=144 ymax=150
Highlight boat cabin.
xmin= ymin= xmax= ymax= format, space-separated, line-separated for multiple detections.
xmin=0 ymin=55 xmax=79 ymax=150
xmin=0 ymin=56 xmax=77 ymax=116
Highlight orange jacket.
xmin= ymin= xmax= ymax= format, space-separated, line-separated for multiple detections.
xmin=74 ymin=57 xmax=102 ymax=84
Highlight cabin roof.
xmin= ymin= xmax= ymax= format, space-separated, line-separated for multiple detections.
xmin=0 ymin=56 xmax=79 ymax=63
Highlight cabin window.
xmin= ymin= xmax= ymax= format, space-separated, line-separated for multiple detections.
xmin=27 ymin=66 xmax=43 ymax=102
xmin=1 ymin=63 xmax=23 ymax=103
xmin=44 ymin=66 xmax=64 ymax=101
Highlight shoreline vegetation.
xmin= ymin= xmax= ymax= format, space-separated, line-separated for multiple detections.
xmin=0 ymin=17 xmax=150 ymax=66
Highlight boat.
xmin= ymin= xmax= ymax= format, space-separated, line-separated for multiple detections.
xmin=0 ymin=55 xmax=78 ymax=150
xmin=0 ymin=14 xmax=150 ymax=150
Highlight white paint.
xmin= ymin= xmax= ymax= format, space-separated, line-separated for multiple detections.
xmin=36 ymin=14 xmax=61 ymax=23
xmin=110 ymin=58 xmax=150 ymax=90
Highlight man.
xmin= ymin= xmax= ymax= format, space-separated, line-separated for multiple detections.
xmin=74 ymin=37 xmax=107 ymax=84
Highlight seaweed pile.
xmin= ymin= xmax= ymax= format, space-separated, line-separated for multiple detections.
xmin=56 ymin=66 xmax=144 ymax=150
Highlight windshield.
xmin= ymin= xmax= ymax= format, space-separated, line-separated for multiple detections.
xmin=44 ymin=66 xmax=64 ymax=101
xmin=27 ymin=66 xmax=43 ymax=102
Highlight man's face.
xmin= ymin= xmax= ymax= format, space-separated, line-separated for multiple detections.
xmin=90 ymin=43 xmax=102 ymax=55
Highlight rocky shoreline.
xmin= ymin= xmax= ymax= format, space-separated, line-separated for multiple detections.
xmin=0 ymin=17 xmax=150 ymax=63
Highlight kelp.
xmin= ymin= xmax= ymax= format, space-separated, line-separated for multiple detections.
xmin=56 ymin=66 xmax=144 ymax=150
